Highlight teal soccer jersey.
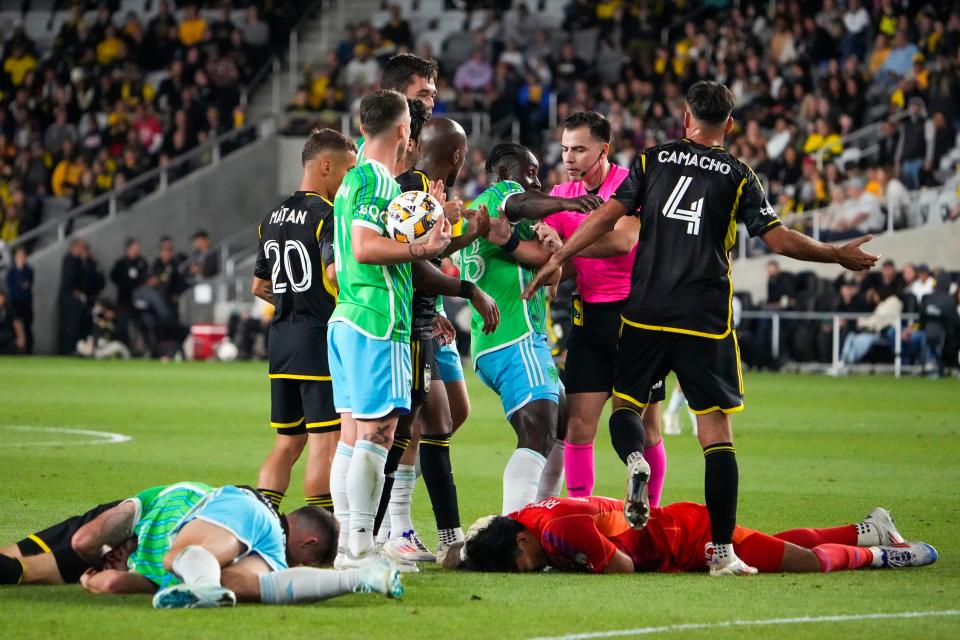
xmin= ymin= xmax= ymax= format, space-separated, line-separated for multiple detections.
xmin=329 ymin=158 xmax=412 ymax=343
xmin=457 ymin=180 xmax=548 ymax=360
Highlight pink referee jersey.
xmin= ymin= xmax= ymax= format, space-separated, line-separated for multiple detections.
xmin=544 ymin=163 xmax=635 ymax=303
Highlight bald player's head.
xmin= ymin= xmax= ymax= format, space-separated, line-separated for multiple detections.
xmin=418 ymin=117 xmax=468 ymax=187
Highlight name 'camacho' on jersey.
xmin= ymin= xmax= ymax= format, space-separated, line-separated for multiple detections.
xmin=255 ymin=191 xmax=338 ymax=377
xmin=612 ymin=139 xmax=781 ymax=339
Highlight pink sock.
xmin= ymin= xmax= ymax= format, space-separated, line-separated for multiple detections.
xmin=644 ymin=439 xmax=667 ymax=507
xmin=564 ymin=441 xmax=594 ymax=497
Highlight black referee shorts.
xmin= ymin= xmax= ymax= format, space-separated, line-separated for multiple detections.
xmin=564 ymin=298 xmax=665 ymax=403
xmin=16 ymin=501 xmax=122 ymax=558
xmin=270 ymin=377 xmax=340 ymax=435
xmin=612 ymin=320 xmax=744 ymax=414
xmin=410 ymin=337 xmax=436 ymax=407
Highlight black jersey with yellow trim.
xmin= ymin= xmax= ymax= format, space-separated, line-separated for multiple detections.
xmin=396 ymin=169 xmax=444 ymax=340
xmin=611 ymin=139 xmax=781 ymax=338
xmin=255 ymin=191 xmax=338 ymax=377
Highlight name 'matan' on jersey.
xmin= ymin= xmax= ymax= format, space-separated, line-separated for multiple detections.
xmin=255 ymin=191 xmax=338 ymax=377
xmin=611 ymin=138 xmax=781 ymax=339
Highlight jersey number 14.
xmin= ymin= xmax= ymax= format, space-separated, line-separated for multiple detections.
xmin=264 ymin=239 xmax=312 ymax=293
xmin=662 ymin=176 xmax=703 ymax=236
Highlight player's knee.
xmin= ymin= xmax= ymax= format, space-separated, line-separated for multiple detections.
xmin=274 ymin=434 xmax=307 ymax=460
xmin=695 ymin=411 xmax=733 ymax=447
xmin=565 ymin=414 xmax=597 ymax=444
xmin=511 ymin=403 xmax=556 ymax=454
xmin=642 ymin=403 xmax=662 ymax=442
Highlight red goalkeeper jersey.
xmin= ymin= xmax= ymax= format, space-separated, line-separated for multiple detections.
xmin=510 ymin=497 xmax=715 ymax=573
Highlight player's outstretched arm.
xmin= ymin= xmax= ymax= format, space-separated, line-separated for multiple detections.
xmin=576 ymin=215 xmax=639 ymax=258
xmin=444 ymin=205 xmax=491 ymax=256
xmin=71 ymin=501 xmax=139 ymax=566
xmin=412 ymin=261 xmax=500 ymax=333
xmin=352 ymin=217 xmax=451 ymax=265
xmin=503 ymin=191 xmax=604 ymax=222
xmin=761 ymin=226 xmax=879 ymax=271
xmin=522 ymin=199 xmax=628 ymax=299
xmin=80 ymin=568 xmax=155 ymax=594
xmin=251 ymin=276 xmax=274 ymax=305
xmin=486 ymin=216 xmax=555 ymax=268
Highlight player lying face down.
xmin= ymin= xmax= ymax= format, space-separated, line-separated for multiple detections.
xmin=445 ymin=496 xmax=937 ymax=575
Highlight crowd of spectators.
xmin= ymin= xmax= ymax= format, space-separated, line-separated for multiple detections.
xmin=735 ymin=258 xmax=960 ymax=375
xmin=289 ymin=1 xmax=960 ymax=226
xmin=0 ymin=0 xmax=304 ymax=247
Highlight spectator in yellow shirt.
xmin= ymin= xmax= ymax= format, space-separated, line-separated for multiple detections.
xmin=96 ymin=26 xmax=127 ymax=65
xmin=803 ymin=118 xmax=843 ymax=158
xmin=178 ymin=5 xmax=209 ymax=46
xmin=3 ymin=46 xmax=36 ymax=87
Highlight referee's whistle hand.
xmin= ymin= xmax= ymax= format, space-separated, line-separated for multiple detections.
xmin=522 ymin=259 xmax=560 ymax=300
xmin=837 ymin=234 xmax=880 ymax=271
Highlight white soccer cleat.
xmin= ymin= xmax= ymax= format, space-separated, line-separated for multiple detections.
xmin=152 ymin=584 xmax=237 ymax=609
xmin=861 ymin=507 xmax=906 ymax=546
xmin=873 ymin=542 xmax=938 ymax=568
xmin=383 ymin=530 xmax=437 ymax=563
xmin=708 ymin=554 xmax=759 ymax=576
xmin=354 ymin=559 xmax=405 ymax=599
xmin=662 ymin=412 xmax=681 ymax=436
xmin=623 ymin=453 xmax=651 ymax=529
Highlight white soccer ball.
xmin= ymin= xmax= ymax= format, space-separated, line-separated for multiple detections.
xmin=215 ymin=338 xmax=239 ymax=362
xmin=386 ymin=190 xmax=443 ymax=244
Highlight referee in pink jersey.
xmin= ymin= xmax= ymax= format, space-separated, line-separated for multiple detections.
xmin=542 ymin=112 xmax=666 ymax=503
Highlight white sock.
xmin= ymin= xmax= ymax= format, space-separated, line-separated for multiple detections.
xmin=535 ymin=440 xmax=565 ymax=501
xmin=439 ymin=527 xmax=464 ymax=545
xmin=172 ymin=545 xmax=221 ymax=587
xmin=502 ymin=448 xmax=546 ymax=514
xmin=346 ymin=440 xmax=388 ymax=556
xmin=387 ymin=464 xmax=416 ymax=538
xmin=868 ymin=547 xmax=885 ymax=567
xmin=258 ymin=567 xmax=359 ymax=604
xmin=666 ymin=387 xmax=685 ymax=415
xmin=856 ymin=521 xmax=881 ymax=547
xmin=330 ymin=442 xmax=353 ymax=554
xmin=712 ymin=543 xmax=736 ymax=563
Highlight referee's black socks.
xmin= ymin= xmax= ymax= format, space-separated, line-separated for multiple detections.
xmin=420 ymin=432 xmax=461 ymax=543
xmin=703 ymin=442 xmax=738 ymax=545
xmin=609 ymin=406 xmax=647 ymax=464
xmin=373 ymin=436 xmax=411 ymax=535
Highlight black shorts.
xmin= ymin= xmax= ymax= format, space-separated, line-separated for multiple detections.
xmin=613 ymin=320 xmax=744 ymax=414
xmin=16 ymin=500 xmax=122 ymax=557
xmin=270 ymin=378 xmax=340 ymax=435
xmin=411 ymin=337 xmax=436 ymax=406
xmin=564 ymin=298 xmax=665 ymax=402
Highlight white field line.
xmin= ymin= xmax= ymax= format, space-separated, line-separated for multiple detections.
xmin=0 ymin=425 xmax=132 ymax=447
xmin=529 ymin=610 xmax=960 ymax=640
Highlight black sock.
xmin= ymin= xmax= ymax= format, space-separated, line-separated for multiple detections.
xmin=373 ymin=436 xmax=411 ymax=535
xmin=0 ymin=554 xmax=24 ymax=584
xmin=257 ymin=488 xmax=284 ymax=511
xmin=53 ymin=547 xmax=89 ymax=584
xmin=609 ymin=407 xmax=647 ymax=464
xmin=703 ymin=442 xmax=738 ymax=545
xmin=305 ymin=494 xmax=334 ymax=512
xmin=420 ymin=433 xmax=461 ymax=533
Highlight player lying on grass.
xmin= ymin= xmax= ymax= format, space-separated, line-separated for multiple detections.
xmin=445 ymin=496 xmax=937 ymax=575
xmin=72 ymin=484 xmax=402 ymax=607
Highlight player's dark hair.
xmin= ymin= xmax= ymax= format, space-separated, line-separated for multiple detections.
xmin=564 ymin=111 xmax=612 ymax=144
xmin=463 ymin=516 xmax=524 ymax=572
xmin=686 ymin=81 xmax=735 ymax=125
xmin=381 ymin=53 xmax=438 ymax=92
xmin=289 ymin=506 xmax=339 ymax=567
xmin=302 ymin=127 xmax=357 ymax=166
xmin=408 ymin=98 xmax=431 ymax=143
xmin=360 ymin=89 xmax=409 ymax=138
xmin=485 ymin=142 xmax=529 ymax=174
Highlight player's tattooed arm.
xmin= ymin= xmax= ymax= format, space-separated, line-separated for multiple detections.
xmin=762 ymin=226 xmax=879 ymax=271
xmin=251 ymin=276 xmax=274 ymax=305
xmin=353 ymin=219 xmax=450 ymax=265
xmin=503 ymin=191 xmax=604 ymax=222
xmin=71 ymin=501 xmax=139 ymax=566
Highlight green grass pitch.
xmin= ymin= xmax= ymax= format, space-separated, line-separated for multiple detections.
xmin=1 ymin=357 xmax=958 ymax=639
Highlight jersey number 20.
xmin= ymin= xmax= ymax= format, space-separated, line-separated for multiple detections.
xmin=264 ymin=239 xmax=312 ymax=293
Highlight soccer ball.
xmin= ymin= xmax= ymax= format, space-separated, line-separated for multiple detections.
xmin=386 ymin=190 xmax=443 ymax=244
xmin=215 ymin=338 xmax=239 ymax=362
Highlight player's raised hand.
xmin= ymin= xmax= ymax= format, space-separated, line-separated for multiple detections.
xmin=566 ymin=194 xmax=605 ymax=213
xmin=470 ymin=284 xmax=500 ymax=334
xmin=522 ymin=257 xmax=562 ymax=300
xmin=836 ymin=235 xmax=880 ymax=271
xmin=486 ymin=215 xmax=512 ymax=245
xmin=463 ymin=204 xmax=491 ymax=238
xmin=534 ymin=222 xmax=563 ymax=253
xmin=422 ymin=215 xmax=452 ymax=258
xmin=429 ymin=179 xmax=446 ymax=205
xmin=431 ymin=314 xmax=457 ymax=345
